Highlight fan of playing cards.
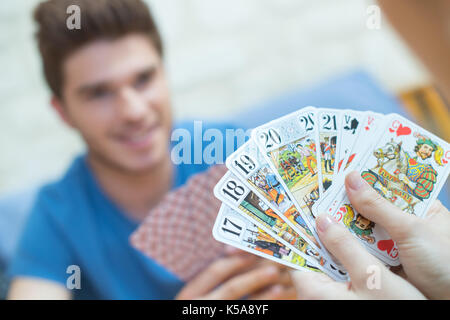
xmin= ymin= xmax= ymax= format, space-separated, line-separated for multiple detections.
xmin=212 ymin=106 xmax=450 ymax=281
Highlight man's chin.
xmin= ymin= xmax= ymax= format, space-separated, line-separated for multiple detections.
xmin=119 ymin=153 xmax=168 ymax=173
xmin=93 ymin=146 xmax=168 ymax=174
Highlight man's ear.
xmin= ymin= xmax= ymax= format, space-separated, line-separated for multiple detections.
xmin=51 ymin=96 xmax=75 ymax=128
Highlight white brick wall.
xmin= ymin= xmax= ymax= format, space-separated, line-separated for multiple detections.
xmin=0 ymin=0 xmax=429 ymax=194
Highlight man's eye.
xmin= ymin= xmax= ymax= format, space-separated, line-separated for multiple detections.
xmin=89 ymin=87 xmax=111 ymax=100
xmin=134 ymin=71 xmax=153 ymax=89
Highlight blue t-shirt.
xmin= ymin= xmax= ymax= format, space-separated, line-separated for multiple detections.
xmin=8 ymin=121 xmax=248 ymax=299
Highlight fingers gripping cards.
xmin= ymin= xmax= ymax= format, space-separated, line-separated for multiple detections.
xmin=212 ymin=106 xmax=448 ymax=279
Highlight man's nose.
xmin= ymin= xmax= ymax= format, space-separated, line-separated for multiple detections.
xmin=117 ymin=87 xmax=148 ymax=121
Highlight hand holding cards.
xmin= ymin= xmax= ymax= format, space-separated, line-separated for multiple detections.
xmin=212 ymin=107 xmax=450 ymax=280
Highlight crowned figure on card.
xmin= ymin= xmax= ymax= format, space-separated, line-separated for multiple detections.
xmin=361 ymin=132 xmax=444 ymax=215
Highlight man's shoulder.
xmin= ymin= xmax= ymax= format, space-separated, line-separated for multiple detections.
xmin=171 ymin=120 xmax=249 ymax=188
xmin=32 ymin=156 xmax=89 ymax=217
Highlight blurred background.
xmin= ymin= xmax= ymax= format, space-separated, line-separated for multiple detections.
xmin=2 ymin=0 xmax=450 ymax=300
xmin=0 ymin=0 xmax=436 ymax=196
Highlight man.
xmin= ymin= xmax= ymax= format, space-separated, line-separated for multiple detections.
xmin=322 ymin=137 xmax=332 ymax=173
xmin=7 ymin=0 xmax=293 ymax=300
xmin=280 ymin=158 xmax=295 ymax=181
xmin=264 ymin=169 xmax=286 ymax=205
xmin=362 ymin=134 xmax=443 ymax=210
xmin=296 ymin=143 xmax=317 ymax=176
xmin=350 ymin=214 xmax=376 ymax=245
xmin=400 ymin=135 xmax=443 ymax=201
xmin=289 ymin=155 xmax=306 ymax=174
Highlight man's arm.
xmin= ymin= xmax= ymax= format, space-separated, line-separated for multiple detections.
xmin=7 ymin=191 xmax=76 ymax=300
xmin=8 ymin=277 xmax=71 ymax=300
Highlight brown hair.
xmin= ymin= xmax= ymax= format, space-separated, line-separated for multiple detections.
xmin=34 ymin=0 xmax=163 ymax=98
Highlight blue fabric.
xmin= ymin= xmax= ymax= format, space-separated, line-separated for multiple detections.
xmin=230 ymin=69 xmax=409 ymax=128
xmin=0 ymin=188 xmax=37 ymax=268
xmin=7 ymin=121 xmax=243 ymax=300
xmin=230 ymin=69 xmax=449 ymax=208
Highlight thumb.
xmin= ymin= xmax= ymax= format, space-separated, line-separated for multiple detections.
xmin=345 ymin=171 xmax=417 ymax=241
xmin=316 ymin=213 xmax=386 ymax=287
xmin=316 ymin=213 xmax=426 ymax=299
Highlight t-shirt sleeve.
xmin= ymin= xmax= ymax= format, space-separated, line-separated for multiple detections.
xmin=171 ymin=121 xmax=250 ymax=187
xmin=7 ymin=192 xmax=74 ymax=286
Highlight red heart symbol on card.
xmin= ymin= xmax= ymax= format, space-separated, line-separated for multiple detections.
xmin=365 ymin=126 xmax=369 ymax=131
xmin=389 ymin=128 xmax=395 ymax=133
xmin=377 ymin=239 xmax=395 ymax=254
xmin=396 ymin=124 xmax=411 ymax=137
xmin=443 ymin=159 xmax=448 ymax=164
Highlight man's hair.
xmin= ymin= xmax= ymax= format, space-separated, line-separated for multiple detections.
xmin=34 ymin=0 xmax=163 ymax=98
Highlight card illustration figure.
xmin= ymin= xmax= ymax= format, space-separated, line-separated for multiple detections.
xmin=360 ymin=117 xmax=449 ymax=216
xmin=268 ymin=135 xmax=321 ymax=220
xmin=213 ymin=204 xmax=324 ymax=274
xmin=318 ymin=110 xmax=341 ymax=192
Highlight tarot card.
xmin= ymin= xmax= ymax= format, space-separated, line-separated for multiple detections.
xmin=359 ymin=113 xmax=450 ymax=217
xmin=251 ymin=107 xmax=349 ymax=268
xmin=226 ymin=139 xmax=319 ymax=246
xmin=214 ymin=170 xmax=348 ymax=280
xmin=316 ymin=113 xmax=450 ymax=265
xmin=314 ymin=111 xmax=386 ymax=209
xmin=336 ymin=111 xmax=386 ymax=178
xmin=251 ymin=106 xmax=323 ymax=227
xmin=314 ymin=186 xmax=401 ymax=265
xmin=225 ymin=139 xmax=348 ymax=278
xmin=130 ymin=165 xmax=228 ymax=281
xmin=317 ymin=109 xmax=342 ymax=193
xmin=335 ymin=110 xmax=365 ymax=174
xmin=213 ymin=204 xmax=325 ymax=274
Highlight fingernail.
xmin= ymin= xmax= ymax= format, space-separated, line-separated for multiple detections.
xmin=317 ymin=213 xmax=336 ymax=233
xmin=346 ymin=171 xmax=365 ymax=191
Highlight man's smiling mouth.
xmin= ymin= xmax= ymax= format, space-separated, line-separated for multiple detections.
xmin=116 ymin=124 xmax=161 ymax=149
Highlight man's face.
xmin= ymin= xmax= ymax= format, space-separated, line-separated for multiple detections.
xmin=355 ymin=216 xmax=371 ymax=230
xmin=417 ymin=144 xmax=434 ymax=160
xmin=59 ymin=34 xmax=172 ymax=173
